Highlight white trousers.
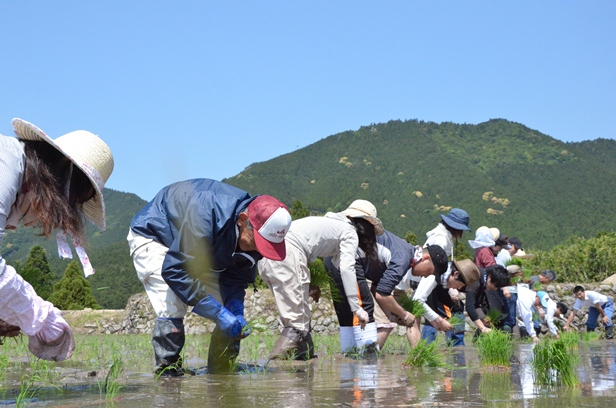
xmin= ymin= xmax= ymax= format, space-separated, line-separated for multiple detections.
xmin=127 ymin=229 xmax=222 ymax=318
xmin=258 ymin=242 xmax=311 ymax=332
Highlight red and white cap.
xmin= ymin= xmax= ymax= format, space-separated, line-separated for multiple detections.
xmin=247 ymin=195 xmax=292 ymax=261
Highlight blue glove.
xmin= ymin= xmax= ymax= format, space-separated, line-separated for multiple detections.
xmin=192 ymin=295 xmax=242 ymax=338
xmin=225 ymin=299 xmax=252 ymax=337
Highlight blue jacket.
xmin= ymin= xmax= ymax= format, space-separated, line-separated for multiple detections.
xmin=130 ymin=179 xmax=261 ymax=306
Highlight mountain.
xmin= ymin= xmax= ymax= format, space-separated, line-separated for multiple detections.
xmin=222 ymin=119 xmax=616 ymax=251
xmin=3 ymin=118 xmax=616 ymax=308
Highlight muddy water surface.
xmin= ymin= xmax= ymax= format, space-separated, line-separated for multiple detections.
xmin=2 ymin=343 xmax=616 ymax=407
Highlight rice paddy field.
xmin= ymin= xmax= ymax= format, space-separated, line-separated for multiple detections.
xmin=1 ymin=332 xmax=616 ymax=407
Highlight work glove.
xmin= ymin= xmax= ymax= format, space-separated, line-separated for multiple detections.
xmin=192 ymin=295 xmax=242 ymax=338
xmin=353 ymin=307 xmax=369 ymax=329
xmin=225 ymin=299 xmax=252 ymax=337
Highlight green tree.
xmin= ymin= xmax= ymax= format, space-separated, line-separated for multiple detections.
xmin=48 ymin=261 xmax=101 ymax=310
xmin=19 ymin=245 xmax=56 ymax=300
xmin=290 ymin=200 xmax=310 ymax=220
xmin=405 ymin=232 xmax=418 ymax=245
xmin=453 ymin=238 xmax=472 ymax=261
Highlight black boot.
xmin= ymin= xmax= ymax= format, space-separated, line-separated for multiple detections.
xmin=207 ymin=326 xmax=241 ymax=374
xmin=295 ymin=331 xmax=317 ymax=361
xmin=153 ymin=318 xmax=185 ymax=377
xmin=606 ymin=326 xmax=614 ymax=340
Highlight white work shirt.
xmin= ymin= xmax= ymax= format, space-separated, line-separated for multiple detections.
xmin=545 ymin=298 xmax=559 ymax=336
xmin=573 ymin=290 xmax=610 ymax=311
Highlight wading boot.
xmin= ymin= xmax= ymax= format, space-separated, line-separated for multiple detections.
xmin=207 ymin=326 xmax=241 ymax=374
xmin=606 ymin=326 xmax=614 ymax=340
xmin=295 ymin=331 xmax=317 ymax=360
xmin=268 ymin=327 xmax=306 ymax=360
xmin=153 ymin=318 xmax=185 ymax=377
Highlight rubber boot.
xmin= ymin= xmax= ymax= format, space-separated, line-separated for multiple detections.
xmin=606 ymin=326 xmax=614 ymax=340
xmin=207 ymin=325 xmax=241 ymax=374
xmin=339 ymin=326 xmax=356 ymax=353
xmin=295 ymin=331 xmax=317 ymax=360
xmin=152 ymin=318 xmax=185 ymax=377
xmin=353 ymin=322 xmax=379 ymax=355
xmin=268 ymin=327 xmax=303 ymax=360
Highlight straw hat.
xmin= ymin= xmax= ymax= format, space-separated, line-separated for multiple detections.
xmin=340 ymin=199 xmax=384 ymax=235
xmin=453 ymin=259 xmax=480 ymax=287
xmin=12 ymin=118 xmax=114 ymax=230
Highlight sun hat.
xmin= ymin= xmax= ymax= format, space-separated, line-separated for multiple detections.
xmin=512 ymin=249 xmax=535 ymax=259
xmin=506 ymin=264 xmax=522 ymax=276
xmin=536 ymin=291 xmax=549 ymax=308
xmin=468 ymin=226 xmax=495 ymax=249
xmin=340 ymin=199 xmax=384 ymax=235
xmin=247 ymin=195 xmax=292 ymax=261
xmin=488 ymin=227 xmax=500 ymax=241
xmin=425 ymin=244 xmax=448 ymax=277
xmin=453 ymin=259 xmax=480 ymax=287
xmin=12 ymin=118 xmax=114 ymax=230
xmin=440 ymin=208 xmax=471 ymax=231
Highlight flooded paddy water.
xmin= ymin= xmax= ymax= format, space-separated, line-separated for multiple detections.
xmin=1 ymin=333 xmax=616 ymax=407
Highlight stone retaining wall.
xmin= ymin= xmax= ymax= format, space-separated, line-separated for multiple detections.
xmin=87 ymin=282 xmax=616 ymax=336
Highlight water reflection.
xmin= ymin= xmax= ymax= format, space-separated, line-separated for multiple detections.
xmin=3 ymin=343 xmax=616 ymax=406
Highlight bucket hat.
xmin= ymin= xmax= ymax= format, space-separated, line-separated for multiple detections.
xmin=453 ymin=259 xmax=480 ymax=287
xmin=12 ymin=118 xmax=114 ymax=230
xmin=340 ymin=199 xmax=384 ymax=235
xmin=440 ymin=208 xmax=471 ymax=231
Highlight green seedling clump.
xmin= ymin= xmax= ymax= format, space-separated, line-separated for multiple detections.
xmin=475 ymin=329 xmax=513 ymax=367
xmin=403 ymin=339 xmax=444 ymax=367
xmin=531 ymin=338 xmax=580 ymax=387
xmin=397 ymin=292 xmax=426 ymax=317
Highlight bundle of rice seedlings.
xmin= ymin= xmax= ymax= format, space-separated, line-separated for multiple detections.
xmin=581 ymin=331 xmax=600 ymax=342
xmin=309 ymin=259 xmax=342 ymax=303
xmin=475 ymin=329 xmax=513 ymax=367
xmin=558 ymin=331 xmax=579 ymax=350
xmin=530 ymin=338 xmax=579 ymax=387
xmin=484 ymin=308 xmax=505 ymax=328
xmin=403 ymin=339 xmax=444 ymax=367
xmin=447 ymin=314 xmax=466 ymax=327
xmin=397 ymin=292 xmax=426 ymax=317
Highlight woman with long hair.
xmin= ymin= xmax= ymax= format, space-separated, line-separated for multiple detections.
xmin=0 ymin=118 xmax=113 ymax=361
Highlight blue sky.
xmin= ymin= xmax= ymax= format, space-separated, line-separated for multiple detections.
xmin=1 ymin=2 xmax=614 ymax=201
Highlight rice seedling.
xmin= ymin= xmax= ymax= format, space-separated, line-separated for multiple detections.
xmin=447 ymin=314 xmax=466 ymax=327
xmin=475 ymin=329 xmax=513 ymax=367
xmin=530 ymin=338 xmax=579 ymax=387
xmin=558 ymin=331 xmax=579 ymax=350
xmin=98 ymin=357 xmax=124 ymax=400
xmin=15 ymin=374 xmax=40 ymax=408
xmin=484 ymin=308 xmax=505 ymax=328
xmin=309 ymin=260 xmax=342 ymax=303
xmin=397 ymin=292 xmax=425 ymax=317
xmin=581 ymin=331 xmax=600 ymax=342
xmin=403 ymin=339 xmax=444 ymax=367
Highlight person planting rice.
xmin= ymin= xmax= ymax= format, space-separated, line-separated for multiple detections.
xmin=418 ymin=260 xmax=480 ymax=346
xmin=465 ymin=264 xmax=511 ymax=336
xmin=515 ymin=285 xmax=542 ymax=343
xmin=536 ymin=291 xmax=568 ymax=339
xmin=128 ymin=179 xmax=292 ymax=375
xmin=259 ymin=200 xmax=382 ymax=359
xmin=1 ymin=118 xmax=114 ymax=361
xmin=563 ymin=286 xmax=614 ymax=339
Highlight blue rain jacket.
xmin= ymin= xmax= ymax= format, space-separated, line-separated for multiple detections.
xmin=130 ymin=179 xmax=261 ymax=306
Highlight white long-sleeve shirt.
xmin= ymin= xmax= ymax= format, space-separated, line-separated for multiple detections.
xmin=516 ymin=285 xmax=537 ymax=338
xmin=545 ymin=298 xmax=559 ymax=336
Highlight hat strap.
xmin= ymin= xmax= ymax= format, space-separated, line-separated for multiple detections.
xmin=56 ymin=231 xmax=95 ymax=277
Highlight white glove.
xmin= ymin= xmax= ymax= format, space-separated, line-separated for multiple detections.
xmin=353 ymin=307 xmax=369 ymax=329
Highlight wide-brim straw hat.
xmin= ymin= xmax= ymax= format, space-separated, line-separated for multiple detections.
xmin=340 ymin=199 xmax=384 ymax=235
xmin=453 ymin=259 xmax=480 ymax=287
xmin=513 ymin=249 xmax=535 ymax=259
xmin=12 ymin=118 xmax=114 ymax=230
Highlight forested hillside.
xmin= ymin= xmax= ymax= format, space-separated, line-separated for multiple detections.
xmin=224 ymin=119 xmax=616 ymax=251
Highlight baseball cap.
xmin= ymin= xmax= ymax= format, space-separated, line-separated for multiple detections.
xmin=537 ymin=291 xmax=549 ymax=308
xmin=509 ymin=237 xmax=523 ymax=250
xmin=425 ymin=244 xmax=448 ymax=277
xmin=247 ymin=195 xmax=292 ymax=261
xmin=495 ymin=233 xmax=511 ymax=249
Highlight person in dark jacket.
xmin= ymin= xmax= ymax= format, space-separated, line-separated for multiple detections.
xmin=465 ymin=264 xmax=511 ymax=336
xmin=127 ymin=179 xmax=292 ymax=375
